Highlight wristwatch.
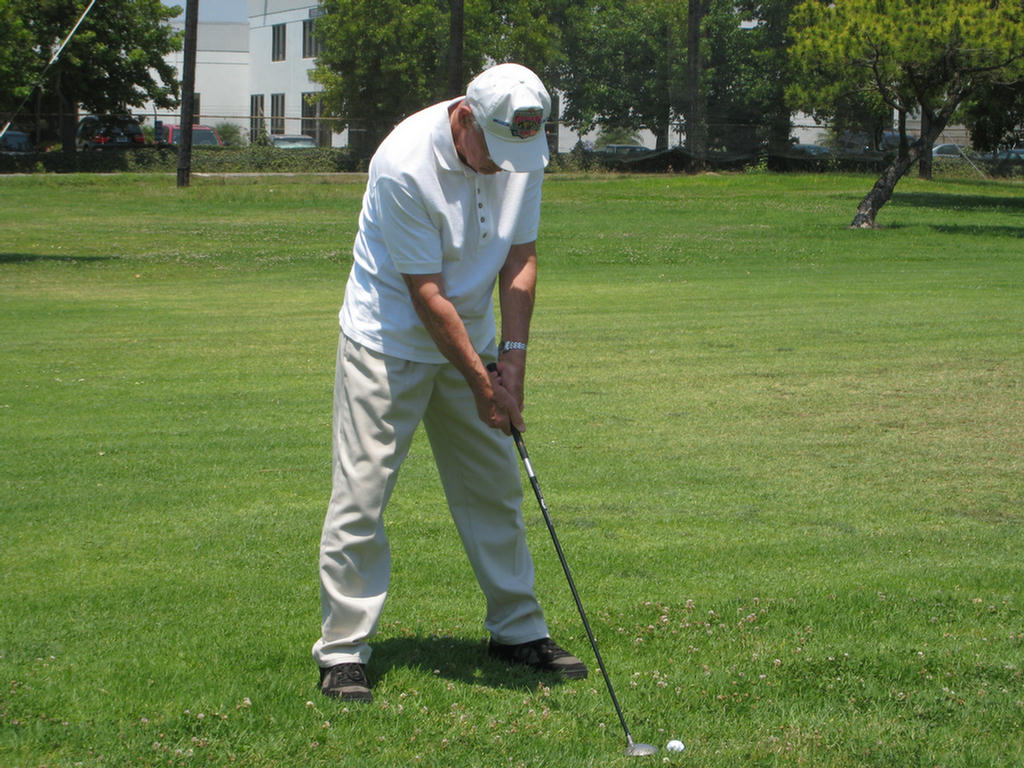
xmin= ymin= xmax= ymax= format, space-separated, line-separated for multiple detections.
xmin=498 ymin=340 xmax=527 ymax=354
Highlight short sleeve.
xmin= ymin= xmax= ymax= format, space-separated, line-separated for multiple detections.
xmin=376 ymin=175 xmax=444 ymax=274
xmin=511 ymin=170 xmax=544 ymax=245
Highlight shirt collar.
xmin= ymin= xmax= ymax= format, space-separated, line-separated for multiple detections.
xmin=433 ymin=98 xmax=475 ymax=176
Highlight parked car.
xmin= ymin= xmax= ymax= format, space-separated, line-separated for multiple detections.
xmin=879 ymin=130 xmax=917 ymax=154
xmin=159 ymin=124 xmax=224 ymax=147
xmin=76 ymin=115 xmax=147 ymax=151
xmin=932 ymin=143 xmax=965 ymax=158
xmin=598 ymin=143 xmax=650 ymax=156
xmin=789 ymin=143 xmax=831 ymax=158
xmin=270 ymin=134 xmax=318 ymax=149
xmin=0 ymin=130 xmax=34 ymax=154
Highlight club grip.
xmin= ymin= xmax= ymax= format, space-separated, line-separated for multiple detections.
xmin=486 ymin=362 xmax=526 ymax=445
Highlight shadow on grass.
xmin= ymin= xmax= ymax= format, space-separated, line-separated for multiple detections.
xmin=0 ymin=252 xmax=113 ymax=264
xmin=893 ymin=192 xmax=1024 ymax=213
xmin=369 ymin=635 xmax=574 ymax=691
xmin=931 ymin=224 xmax=1024 ymax=238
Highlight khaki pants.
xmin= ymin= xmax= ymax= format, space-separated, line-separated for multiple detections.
xmin=312 ymin=334 xmax=549 ymax=667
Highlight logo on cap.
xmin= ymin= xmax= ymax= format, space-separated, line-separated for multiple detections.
xmin=510 ymin=108 xmax=544 ymax=140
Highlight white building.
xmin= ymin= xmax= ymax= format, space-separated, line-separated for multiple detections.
xmin=146 ymin=19 xmax=253 ymax=140
xmin=247 ymin=0 xmax=341 ymax=146
xmin=147 ymin=1 xmax=343 ymax=147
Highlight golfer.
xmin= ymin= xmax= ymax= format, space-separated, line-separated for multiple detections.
xmin=313 ymin=63 xmax=587 ymax=702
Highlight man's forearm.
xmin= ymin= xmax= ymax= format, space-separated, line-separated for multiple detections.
xmin=402 ymin=272 xmax=524 ymax=433
xmin=403 ymin=273 xmax=490 ymax=391
xmin=498 ymin=242 xmax=538 ymax=347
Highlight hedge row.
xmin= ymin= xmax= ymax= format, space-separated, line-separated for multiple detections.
xmin=4 ymin=144 xmax=1021 ymax=178
xmin=0 ymin=145 xmax=362 ymax=175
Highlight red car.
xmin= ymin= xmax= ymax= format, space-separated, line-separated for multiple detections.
xmin=159 ymin=124 xmax=224 ymax=147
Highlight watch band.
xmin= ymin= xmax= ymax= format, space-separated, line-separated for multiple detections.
xmin=499 ymin=340 xmax=527 ymax=354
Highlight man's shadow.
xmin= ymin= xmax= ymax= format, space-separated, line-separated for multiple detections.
xmin=367 ymin=635 xmax=577 ymax=691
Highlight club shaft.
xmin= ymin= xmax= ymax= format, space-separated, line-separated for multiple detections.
xmin=511 ymin=427 xmax=636 ymax=745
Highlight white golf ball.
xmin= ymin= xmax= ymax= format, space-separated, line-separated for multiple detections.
xmin=666 ymin=739 xmax=685 ymax=752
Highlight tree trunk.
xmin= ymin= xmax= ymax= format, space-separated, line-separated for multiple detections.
xmin=897 ymin=109 xmax=909 ymax=159
xmin=447 ymin=0 xmax=464 ymax=95
xmin=917 ymin=108 xmax=933 ymax=180
xmin=766 ymin=7 xmax=792 ymax=157
xmin=684 ymin=0 xmax=707 ymax=169
xmin=850 ymin=151 xmax=918 ymax=228
xmin=57 ymin=77 xmax=77 ymax=155
xmin=547 ymin=91 xmax=560 ymax=158
xmin=851 ymin=110 xmax=949 ymax=228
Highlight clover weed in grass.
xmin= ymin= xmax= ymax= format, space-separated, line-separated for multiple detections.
xmin=2 ymin=172 xmax=1023 ymax=767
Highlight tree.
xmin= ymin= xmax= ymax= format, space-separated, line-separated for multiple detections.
xmin=558 ymin=0 xmax=683 ymax=151
xmin=705 ymin=0 xmax=782 ymax=156
xmin=0 ymin=2 xmax=37 ymax=122
xmin=963 ymin=80 xmax=1024 ymax=152
xmin=736 ymin=0 xmax=802 ymax=154
xmin=557 ymin=0 xmax=797 ymax=166
xmin=789 ymin=0 xmax=1024 ymax=228
xmin=682 ymin=0 xmax=801 ymax=163
xmin=594 ymin=125 xmax=642 ymax=148
xmin=486 ymin=0 xmax=566 ymax=77
xmin=11 ymin=0 xmax=182 ymax=152
xmin=312 ymin=0 xmax=564 ymax=159
xmin=311 ymin=0 xmax=458 ymax=157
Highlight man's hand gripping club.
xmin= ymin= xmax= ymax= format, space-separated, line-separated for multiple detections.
xmin=404 ymin=273 xmax=525 ymax=435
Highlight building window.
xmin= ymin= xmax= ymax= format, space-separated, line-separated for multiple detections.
xmin=272 ymin=23 xmax=286 ymax=61
xmin=302 ymin=92 xmax=329 ymax=146
xmin=302 ymin=20 xmax=319 ymax=59
xmin=271 ymin=93 xmax=285 ymax=134
xmin=250 ymin=94 xmax=265 ymax=140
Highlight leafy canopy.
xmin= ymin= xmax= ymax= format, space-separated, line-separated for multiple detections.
xmin=788 ymin=0 xmax=1024 ymax=123
xmin=311 ymin=0 xmax=563 ymax=150
xmin=25 ymin=0 xmax=183 ymax=113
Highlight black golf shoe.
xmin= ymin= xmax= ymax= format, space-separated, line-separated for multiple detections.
xmin=319 ymin=662 xmax=372 ymax=702
xmin=488 ymin=637 xmax=589 ymax=679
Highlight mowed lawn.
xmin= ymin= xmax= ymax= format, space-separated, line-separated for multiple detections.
xmin=1 ymin=171 xmax=1022 ymax=767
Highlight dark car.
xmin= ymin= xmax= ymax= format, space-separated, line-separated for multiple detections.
xmin=77 ymin=115 xmax=147 ymax=151
xmin=0 ymin=130 xmax=34 ymax=154
xmin=880 ymin=131 xmax=917 ymax=154
xmin=159 ymin=124 xmax=224 ymax=147
xmin=789 ymin=143 xmax=831 ymax=158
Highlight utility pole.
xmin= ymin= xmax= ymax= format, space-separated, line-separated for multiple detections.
xmin=685 ymin=0 xmax=707 ymax=170
xmin=177 ymin=0 xmax=199 ymax=187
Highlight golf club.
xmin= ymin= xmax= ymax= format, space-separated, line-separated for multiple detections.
xmin=504 ymin=415 xmax=658 ymax=757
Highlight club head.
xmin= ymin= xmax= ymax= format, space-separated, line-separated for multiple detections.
xmin=624 ymin=741 xmax=659 ymax=757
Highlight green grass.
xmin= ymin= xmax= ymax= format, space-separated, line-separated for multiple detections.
xmin=1 ymin=171 xmax=1022 ymax=767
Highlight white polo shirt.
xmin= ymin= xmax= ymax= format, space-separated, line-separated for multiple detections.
xmin=339 ymin=99 xmax=543 ymax=364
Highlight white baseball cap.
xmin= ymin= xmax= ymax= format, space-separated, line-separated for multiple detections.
xmin=465 ymin=63 xmax=551 ymax=172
